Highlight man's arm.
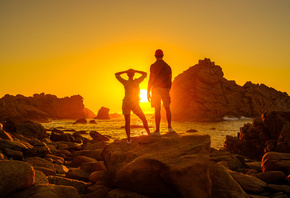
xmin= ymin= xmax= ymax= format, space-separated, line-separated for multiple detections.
xmin=147 ymin=72 xmax=155 ymax=102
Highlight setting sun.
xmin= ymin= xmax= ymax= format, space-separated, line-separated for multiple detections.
xmin=140 ymin=89 xmax=148 ymax=102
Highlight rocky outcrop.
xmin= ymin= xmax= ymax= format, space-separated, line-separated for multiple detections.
xmin=171 ymin=58 xmax=290 ymax=121
xmin=102 ymin=133 xmax=212 ymax=198
xmin=0 ymin=93 xmax=95 ymax=122
xmin=224 ymin=111 xmax=290 ymax=160
xmin=95 ymin=107 xmax=110 ymax=119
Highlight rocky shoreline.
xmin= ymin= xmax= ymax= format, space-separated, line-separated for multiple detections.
xmin=1 ymin=111 xmax=290 ymax=197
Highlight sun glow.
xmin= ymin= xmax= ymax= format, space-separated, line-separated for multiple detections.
xmin=140 ymin=89 xmax=148 ymax=102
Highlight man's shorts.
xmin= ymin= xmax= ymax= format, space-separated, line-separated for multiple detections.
xmin=151 ymin=87 xmax=171 ymax=108
xmin=122 ymin=100 xmax=143 ymax=115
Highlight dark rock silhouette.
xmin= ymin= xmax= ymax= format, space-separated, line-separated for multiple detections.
xmin=171 ymin=58 xmax=290 ymax=121
xmin=0 ymin=93 xmax=95 ymax=122
xmin=95 ymin=107 xmax=110 ymax=119
xmin=224 ymin=110 xmax=290 ymax=160
xmin=102 ymin=133 xmax=212 ymax=197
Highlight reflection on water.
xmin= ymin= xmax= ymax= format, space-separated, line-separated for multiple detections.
xmin=41 ymin=114 xmax=252 ymax=149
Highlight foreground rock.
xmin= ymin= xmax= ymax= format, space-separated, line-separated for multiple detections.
xmin=171 ymin=58 xmax=290 ymax=121
xmin=224 ymin=111 xmax=290 ymax=159
xmin=0 ymin=160 xmax=35 ymax=197
xmin=9 ymin=184 xmax=80 ymax=198
xmin=102 ymin=133 xmax=211 ymax=198
xmin=209 ymin=162 xmax=249 ymax=198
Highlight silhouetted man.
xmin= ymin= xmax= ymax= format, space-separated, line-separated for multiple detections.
xmin=116 ymin=69 xmax=150 ymax=143
xmin=147 ymin=49 xmax=174 ymax=135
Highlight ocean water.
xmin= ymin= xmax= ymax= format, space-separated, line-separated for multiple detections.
xmin=41 ymin=114 xmax=252 ymax=149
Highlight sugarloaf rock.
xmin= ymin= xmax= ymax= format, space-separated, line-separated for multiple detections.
xmin=171 ymin=58 xmax=290 ymax=121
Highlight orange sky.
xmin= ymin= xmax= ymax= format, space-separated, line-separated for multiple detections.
xmin=1 ymin=1 xmax=290 ymax=114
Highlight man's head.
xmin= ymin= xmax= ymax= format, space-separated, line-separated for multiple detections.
xmin=127 ymin=69 xmax=135 ymax=79
xmin=155 ymin=49 xmax=164 ymax=59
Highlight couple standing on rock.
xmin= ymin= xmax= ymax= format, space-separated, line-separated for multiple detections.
xmin=115 ymin=49 xmax=174 ymax=144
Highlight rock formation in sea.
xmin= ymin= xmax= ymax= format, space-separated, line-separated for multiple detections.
xmin=171 ymin=58 xmax=290 ymax=121
xmin=0 ymin=93 xmax=95 ymax=122
xmin=95 ymin=107 xmax=110 ymax=119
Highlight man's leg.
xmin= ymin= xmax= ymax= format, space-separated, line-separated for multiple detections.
xmin=155 ymin=106 xmax=161 ymax=132
xmin=165 ymin=106 xmax=172 ymax=129
xmin=135 ymin=111 xmax=150 ymax=135
xmin=124 ymin=114 xmax=131 ymax=142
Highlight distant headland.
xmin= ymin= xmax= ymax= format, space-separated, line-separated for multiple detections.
xmin=0 ymin=93 xmax=95 ymax=123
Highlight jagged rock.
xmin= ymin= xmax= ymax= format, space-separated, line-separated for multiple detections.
xmin=171 ymin=58 xmax=290 ymax=121
xmin=89 ymin=120 xmax=97 ymax=124
xmin=48 ymin=176 xmax=87 ymax=194
xmin=25 ymin=157 xmax=56 ymax=176
xmin=255 ymin=171 xmax=285 ymax=184
xmin=4 ymin=148 xmax=23 ymax=160
xmin=16 ymin=120 xmax=47 ymax=139
xmin=209 ymin=162 xmax=249 ymax=198
xmin=80 ymin=161 xmax=107 ymax=173
xmin=0 ymin=139 xmax=29 ymax=151
xmin=73 ymin=118 xmax=87 ymax=124
xmin=246 ymin=161 xmax=262 ymax=172
xmin=66 ymin=168 xmax=90 ymax=182
xmin=56 ymin=165 xmax=69 ymax=174
xmin=89 ymin=131 xmax=110 ymax=141
xmin=229 ymin=170 xmax=267 ymax=193
xmin=35 ymin=170 xmax=49 ymax=185
xmin=50 ymin=129 xmax=75 ymax=142
xmin=0 ymin=93 xmax=95 ymax=122
xmin=89 ymin=170 xmax=110 ymax=184
xmin=0 ymin=129 xmax=13 ymax=140
xmin=9 ymin=184 xmax=80 ymax=198
xmin=70 ymin=155 xmax=97 ymax=167
xmin=0 ymin=160 xmax=35 ymax=198
xmin=266 ymin=184 xmax=290 ymax=195
xmin=95 ymin=107 xmax=110 ymax=119
xmin=102 ymin=133 xmax=211 ymax=198
xmin=210 ymin=150 xmax=243 ymax=171
xmin=106 ymin=189 xmax=149 ymax=198
xmin=73 ymin=149 xmax=103 ymax=161
xmin=83 ymin=140 xmax=109 ymax=150
xmin=261 ymin=152 xmax=290 ymax=175
xmin=85 ymin=185 xmax=112 ymax=197
xmin=26 ymin=142 xmax=51 ymax=157
xmin=224 ymin=111 xmax=290 ymax=160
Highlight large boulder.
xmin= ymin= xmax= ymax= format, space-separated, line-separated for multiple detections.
xmin=9 ymin=184 xmax=80 ymax=198
xmin=171 ymin=59 xmax=290 ymax=121
xmin=48 ymin=176 xmax=87 ymax=194
xmin=102 ymin=133 xmax=212 ymax=198
xmin=25 ymin=157 xmax=56 ymax=176
xmin=95 ymin=107 xmax=110 ymax=119
xmin=0 ymin=160 xmax=35 ymax=198
xmin=209 ymin=162 xmax=249 ymax=198
xmin=16 ymin=120 xmax=47 ymax=139
xmin=89 ymin=131 xmax=110 ymax=141
xmin=229 ymin=170 xmax=267 ymax=193
xmin=261 ymin=152 xmax=290 ymax=175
